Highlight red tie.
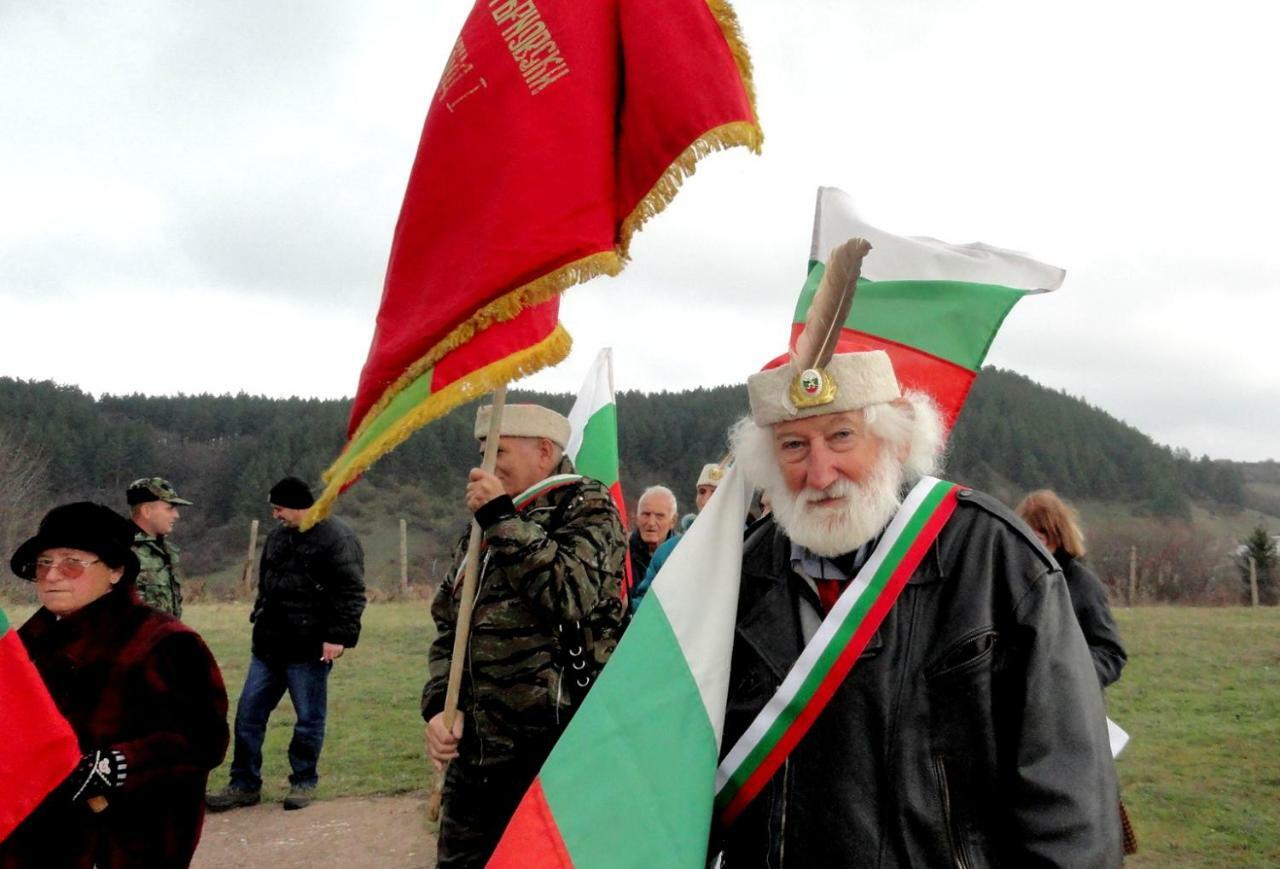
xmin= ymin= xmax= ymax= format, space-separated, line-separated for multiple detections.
xmin=817 ymin=579 xmax=849 ymax=615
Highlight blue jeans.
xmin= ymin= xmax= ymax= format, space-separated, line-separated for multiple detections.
xmin=229 ymin=655 xmax=330 ymax=790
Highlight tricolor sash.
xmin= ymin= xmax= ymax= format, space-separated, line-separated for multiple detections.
xmin=714 ymin=476 xmax=961 ymax=825
xmin=513 ymin=473 xmax=584 ymax=511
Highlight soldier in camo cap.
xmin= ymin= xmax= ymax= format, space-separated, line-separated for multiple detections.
xmin=127 ymin=477 xmax=192 ymax=618
xmin=423 ymin=403 xmax=628 ymax=868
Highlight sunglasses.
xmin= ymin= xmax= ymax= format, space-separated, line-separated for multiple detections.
xmin=33 ymin=556 xmax=103 ymax=579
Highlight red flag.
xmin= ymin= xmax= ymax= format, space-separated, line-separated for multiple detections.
xmin=308 ymin=0 xmax=760 ymax=523
xmin=0 ymin=607 xmax=81 ymax=842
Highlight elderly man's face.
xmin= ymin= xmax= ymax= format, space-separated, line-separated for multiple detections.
xmin=695 ymin=484 xmax=718 ymax=512
xmin=489 ymin=436 xmax=554 ymax=498
xmin=636 ymin=493 xmax=677 ymax=550
xmin=773 ymin=411 xmax=883 ymax=497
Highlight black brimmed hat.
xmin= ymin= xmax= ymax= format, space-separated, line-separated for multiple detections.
xmin=10 ymin=502 xmax=140 ymax=584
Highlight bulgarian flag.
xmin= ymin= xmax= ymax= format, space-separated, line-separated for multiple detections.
xmin=0 ymin=606 xmax=81 ymax=841
xmin=772 ymin=186 xmax=1065 ymax=431
xmin=490 ymin=464 xmax=752 ymax=868
xmin=565 ymin=348 xmax=633 ymax=596
xmin=307 ymin=0 xmax=762 ymax=524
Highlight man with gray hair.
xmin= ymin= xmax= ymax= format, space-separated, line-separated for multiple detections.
xmin=631 ymin=464 xmax=725 ymax=612
xmin=629 ymin=485 xmax=677 ymax=585
xmin=423 ymin=403 xmax=628 ymax=867
xmin=714 ymin=240 xmax=1121 ymax=867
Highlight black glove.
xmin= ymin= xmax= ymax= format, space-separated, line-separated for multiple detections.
xmin=64 ymin=749 xmax=128 ymax=803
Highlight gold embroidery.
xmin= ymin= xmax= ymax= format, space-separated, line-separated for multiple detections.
xmin=437 ymin=36 xmax=488 ymax=112
xmin=489 ymin=0 xmax=571 ymax=95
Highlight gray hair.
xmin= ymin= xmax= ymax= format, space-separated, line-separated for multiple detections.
xmin=638 ymin=485 xmax=678 ymax=516
xmin=729 ymin=390 xmax=947 ymax=491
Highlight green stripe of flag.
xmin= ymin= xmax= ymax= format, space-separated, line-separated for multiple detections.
xmin=574 ymin=403 xmax=620 ymax=484
xmin=330 ymin=365 xmax=437 ymax=482
xmin=541 ymin=596 xmax=718 ymax=866
xmin=795 ymin=261 xmax=1027 ymax=372
xmin=0 ymin=607 xmax=9 ymax=635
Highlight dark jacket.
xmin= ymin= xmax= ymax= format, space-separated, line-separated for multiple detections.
xmin=719 ymin=489 xmax=1121 ymax=868
xmin=2 ymin=590 xmax=228 ymax=869
xmin=627 ymin=527 xmax=672 ymax=587
xmin=1056 ymin=550 xmax=1127 ymax=688
xmin=251 ymin=517 xmax=366 ymax=664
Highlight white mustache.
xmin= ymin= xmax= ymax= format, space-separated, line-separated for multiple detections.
xmin=798 ymin=479 xmax=856 ymax=504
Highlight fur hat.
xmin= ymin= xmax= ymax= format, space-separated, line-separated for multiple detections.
xmin=697 ymin=463 xmax=726 ymax=488
xmin=10 ymin=502 xmax=140 ymax=585
xmin=747 ymin=351 xmax=901 ymax=426
xmin=474 ymin=404 xmax=571 ymax=449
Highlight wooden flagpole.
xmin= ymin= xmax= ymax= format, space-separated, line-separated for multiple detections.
xmin=428 ymin=385 xmax=508 ymax=822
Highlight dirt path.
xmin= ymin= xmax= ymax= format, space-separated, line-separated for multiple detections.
xmin=192 ymin=794 xmax=437 ymax=868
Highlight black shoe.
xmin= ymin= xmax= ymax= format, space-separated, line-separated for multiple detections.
xmin=283 ymin=785 xmax=315 ymax=810
xmin=206 ymin=786 xmax=261 ymax=812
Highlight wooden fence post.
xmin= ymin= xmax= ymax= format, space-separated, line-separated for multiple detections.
xmin=400 ymin=518 xmax=409 ymax=594
xmin=1128 ymin=545 xmax=1138 ymax=606
xmin=242 ymin=519 xmax=259 ymax=594
xmin=1250 ymin=556 xmax=1259 ymax=607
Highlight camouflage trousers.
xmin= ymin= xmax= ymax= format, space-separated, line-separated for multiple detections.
xmin=437 ymin=755 xmax=545 ymax=869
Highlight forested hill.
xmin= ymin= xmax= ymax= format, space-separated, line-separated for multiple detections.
xmin=0 ymin=369 xmax=1254 ymax=584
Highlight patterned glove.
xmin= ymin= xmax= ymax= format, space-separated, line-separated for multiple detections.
xmin=65 ymin=749 xmax=128 ymax=802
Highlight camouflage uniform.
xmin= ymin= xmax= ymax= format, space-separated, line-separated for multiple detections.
xmin=422 ymin=456 xmax=627 ymax=868
xmin=127 ymin=477 xmax=192 ymax=619
xmin=134 ymin=531 xmax=184 ymax=617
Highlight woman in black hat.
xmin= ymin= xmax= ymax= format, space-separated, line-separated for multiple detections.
xmin=1 ymin=502 xmax=229 ymax=869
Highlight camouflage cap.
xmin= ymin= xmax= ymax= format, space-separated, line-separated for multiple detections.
xmin=126 ymin=477 xmax=193 ymax=506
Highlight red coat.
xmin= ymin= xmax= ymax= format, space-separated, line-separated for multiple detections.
xmin=1 ymin=590 xmax=228 ymax=868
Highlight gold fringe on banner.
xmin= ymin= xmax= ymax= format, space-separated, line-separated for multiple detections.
xmin=618 ymin=0 xmax=762 ymax=254
xmin=618 ymin=121 xmax=763 ymax=257
xmin=347 ymin=250 xmax=620 ymax=448
xmin=304 ymin=324 xmax=573 ymax=528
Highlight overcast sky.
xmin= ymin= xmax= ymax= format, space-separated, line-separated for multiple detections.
xmin=3 ymin=0 xmax=1276 ymax=461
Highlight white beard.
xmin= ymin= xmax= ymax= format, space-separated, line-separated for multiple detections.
xmin=767 ymin=451 xmax=906 ymax=557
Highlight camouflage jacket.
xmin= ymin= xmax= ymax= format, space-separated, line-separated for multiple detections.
xmin=422 ymin=457 xmax=628 ymax=768
xmin=133 ymin=530 xmax=184 ymax=618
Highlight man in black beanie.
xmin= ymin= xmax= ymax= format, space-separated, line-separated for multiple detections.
xmin=206 ymin=476 xmax=366 ymax=812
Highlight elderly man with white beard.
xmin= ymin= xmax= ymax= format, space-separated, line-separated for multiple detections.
xmin=713 ymin=240 xmax=1121 ymax=868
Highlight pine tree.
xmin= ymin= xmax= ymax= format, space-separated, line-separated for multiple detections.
xmin=1238 ymin=526 xmax=1278 ymax=605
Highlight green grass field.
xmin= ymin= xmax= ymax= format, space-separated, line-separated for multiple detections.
xmin=1108 ymin=608 xmax=1280 ymax=867
xmin=7 ymin=601 xmax=1277 ymax=864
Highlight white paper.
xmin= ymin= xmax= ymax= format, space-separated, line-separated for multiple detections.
xmin=1107 ymin=717 xmax=1130 ymax=758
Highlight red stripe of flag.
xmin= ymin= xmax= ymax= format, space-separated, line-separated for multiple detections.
xmin=0 ymin=628 xmax=82 ymax=841
xmin=488 ymin=777 xmax=573 ymax=868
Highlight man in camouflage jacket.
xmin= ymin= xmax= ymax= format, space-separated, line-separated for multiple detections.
xmin=423 ymin=403 xmax=628 ymax=869
xmin=128 ymin=477 xmax=193 ymax=617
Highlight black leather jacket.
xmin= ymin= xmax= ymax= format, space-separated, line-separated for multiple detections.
xmin=251 ymin=517 xmax=366 ymax=663
xmin=718 ymin=489 xmax=1121 ymax=868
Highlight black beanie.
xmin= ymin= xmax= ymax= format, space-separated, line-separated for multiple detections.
xmin=269 ymin=476 xmax=315 ymax=509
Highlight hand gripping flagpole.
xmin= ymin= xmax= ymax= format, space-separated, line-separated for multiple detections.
xmin=428 ymin=385 xmax=507 ymax=823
